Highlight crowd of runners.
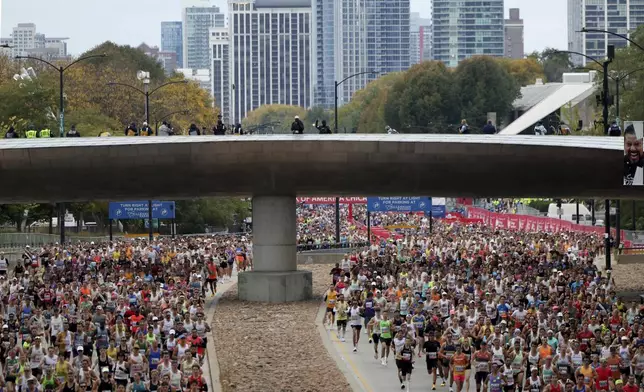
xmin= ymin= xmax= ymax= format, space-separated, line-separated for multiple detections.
xmin=322 ymin=220 xmax=644 ymax=392
xmin=0 ymin=236 xmax=252 ymax=392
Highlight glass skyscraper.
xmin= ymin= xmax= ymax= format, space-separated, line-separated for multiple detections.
xmin=312 ymin=0 xmax=410 ymax=108
xmin=228 ymin=0 xmax=313 ymax=123
xmin=568 ymin=0 xmax=644 ymax=65
xmin=432 ymin=0 xmax=505 ymax=67
xmin=183 ymin=5 xmax=225 ymax=70
xmin=161 ymin=21 xmax=183 ymax=68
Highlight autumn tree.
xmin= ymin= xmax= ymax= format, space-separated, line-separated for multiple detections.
xmin=496 ymin=57 xmax=545 ymax=86
xmin=241 ymin=104 xmax=308 ymax=134
xmin=528 ymin=48 xmax=574 ymax=83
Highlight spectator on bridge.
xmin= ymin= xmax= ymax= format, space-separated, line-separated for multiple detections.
xmin=39 ymin=127 xmax=52 ymax=138
xmin=4 ymin=126 xmax=18 ymax=138
xmin=125 ymin=122 xmax=138 ymax=136
xmin=458 ymin=119 xmax=469 ymax=134
xmin=140 ymin=121 xmax=153 ymax=136
xmin=482 ymin=120 xmax=497 ymax=134
xmin=609 ymin=121 xmax=622 ymax=137
xmin=534 ymin=121 xmax=547 ymax=135
xmin=66 ymin=124 xmax=80 ymax=137
xmin=188 ymin=123 xmax=201 ymax=135
xmin=315 ymin=119 xmax=332 ymax=134
xmin=233 ymin=123 xmax=244 ymax=135
xmin=214 ymin=115 xmax=227 ymax=135
xmin=385 ymin=126 xmax=399 ymax=134
xmin=291 ymin=116 xmax=304 ymax=134
xmin=158 ymin=121 xmax=173 ymax=136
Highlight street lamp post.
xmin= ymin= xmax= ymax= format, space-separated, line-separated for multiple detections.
xmin=333 ymin=71 xmax=378 ymax=243
xmin=334 ymin=70 xmax=379 ymax=134
xmin=580 ymin=28 xmax=644 ymax=52
xmin=107 ymin=78 xmax=188 ymax=241
xmin=15 ymin=54 xmax=107 ymax=245
xmin=555 ymin=48 xmax=614 ymax=270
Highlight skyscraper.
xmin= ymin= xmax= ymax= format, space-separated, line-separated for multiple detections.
xmin=312 ymin=0 xmax=411 ymax=108
xmin=161 ymin=21 xmax=184 ymax=68
xmin=410 ymin=12 xmax=432 ymax=65
xmin=229 ymin=0 xmax=313 ymax=123
xmin=3 ymin=23 xmax=69 ymax=59
xmin=504 ymin=8 xmax=524 ymax=59
xmin=182 ymin=4 xmax=225 ymax=70
xmin=432 ymin=0 xmax=505 ymax=67
xmin=568 ymin=0 xmax=644 ymax=66
xmin=210 ymin=27 xmax=230 ymax=123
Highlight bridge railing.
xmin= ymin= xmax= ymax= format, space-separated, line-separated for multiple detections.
xmin=0 ymin=233 xmax=110 ymax=249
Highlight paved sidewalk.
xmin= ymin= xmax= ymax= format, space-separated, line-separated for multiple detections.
xmin=204 ymin=271 xmax=239 ymax=392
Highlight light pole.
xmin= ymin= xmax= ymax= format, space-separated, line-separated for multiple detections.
xmin=16 ymin=53 xmax=107 ymax=245
xmin=334 ymin=70 xmax=379 ymax=134
xmin=333 ymin=71 xmax=378 ymax=243
xmin=555 ymin=48 xmax=614 ymax=270
xmin=108 ymin=77 xmax=188 ymax=241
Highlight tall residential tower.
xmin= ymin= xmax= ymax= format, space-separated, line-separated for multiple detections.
xmin=432 ymin=0 xmax=505 ymax=67
xmin=182 ymin=4 xmax=225 ymax=70
xmin=228 ymin=0 xmax=314 ymax=123
xmin=568 ymin=0 xmax=644 ymax=65
xmin=504 ymin=8 xmax=524 ymax=59
xmin=312 ymin=0 xmax=410 ymax=108
xmin=161 ymin=21 xmax=184 ymax=68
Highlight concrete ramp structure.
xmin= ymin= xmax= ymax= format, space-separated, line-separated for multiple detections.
xmin=0 ymin=134 xmax=636 ymax=302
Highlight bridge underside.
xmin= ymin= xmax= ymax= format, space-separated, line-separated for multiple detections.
xmin=0 ymin=135 xmax=636 ymax=203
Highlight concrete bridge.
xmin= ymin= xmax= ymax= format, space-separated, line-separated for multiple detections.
xmin=0 ymin=135 xmax=635 ymax=302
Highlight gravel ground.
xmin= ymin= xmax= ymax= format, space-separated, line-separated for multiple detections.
xmin=212 ymin=264 xmax=352 ymax=392
xmin=613 ymin=263 xmax=644 ymax=292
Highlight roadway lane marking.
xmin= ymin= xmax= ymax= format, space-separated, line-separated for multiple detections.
xmin=329 ymin=332 xmax=375 ymax=392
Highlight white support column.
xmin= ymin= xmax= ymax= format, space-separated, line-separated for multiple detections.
xmin=238 ymin=196 xmax=312 ymax=302
xmin=252 ymin=196 xmax=297 ymax=272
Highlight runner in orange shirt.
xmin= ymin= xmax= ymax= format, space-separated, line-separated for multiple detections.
xmin=451 ymin=345 xmax=469 ymax=392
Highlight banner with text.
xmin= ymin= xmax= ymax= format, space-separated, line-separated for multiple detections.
xmin=109 ymin=201 xmax=176 ymax=220
xmin=297 ymin=197 xmax=367 ymax=204
xmin=367 ymin=197 xmax=432 ymax=212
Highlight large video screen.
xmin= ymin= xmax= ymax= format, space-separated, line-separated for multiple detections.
xmin=624 ymin=121 xmax=644 ymax=186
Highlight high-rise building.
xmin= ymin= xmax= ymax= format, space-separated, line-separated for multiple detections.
xmin=161 ymin=21 xmax=184 ymax=68
xmin=312 ymin=0 xmax=411 ymax=108
xmin=3 ymin=23 xmax=69 ymax=59
xmin=210 ymin=27 xmax=230 ymax=123
xmin=432 ymin=0 xmax=505 ymax=67
xmin=229 ymin=0 xmax=314 ymax=123
xmin=410 ymin=12 xmax=432 ymax=65
xmin=182 ymin=5 xmax=225 ymax=70
xmin=504 ymin=8 xmax=524 ymax=59
xmin=568 ymin=0 xmax=644 ymax=66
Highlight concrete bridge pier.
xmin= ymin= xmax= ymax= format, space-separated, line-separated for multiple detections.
xmin=238 ymin=196 xmax=312 ymax=302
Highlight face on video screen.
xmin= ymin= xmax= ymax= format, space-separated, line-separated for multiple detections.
xmin=624 ymin=121 xmax=644 ymax=186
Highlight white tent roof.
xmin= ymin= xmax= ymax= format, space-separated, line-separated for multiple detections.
xmin=499 ymin=83 xmax=596 ymax=135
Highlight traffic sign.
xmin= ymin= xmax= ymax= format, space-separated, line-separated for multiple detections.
xmin=367 ymin=197 xmax=432 ymax=212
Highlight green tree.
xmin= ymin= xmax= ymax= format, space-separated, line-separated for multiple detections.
xmin=175 ymin=198 xmax=250 ymax=234
xmin=383 ymin=61 xmax=458 ymax=133
xmin=529 ymin=48 xmax=574 ymax=83
xmin=0 ymin=204 xmax=51 ymax=232
xmin=454 ymin=56 xmax=521 ymax=129
xmin=241 ymin=104 xmax=308 ymax=134
xmin=0 ymin=79 xmax=57 ymax=135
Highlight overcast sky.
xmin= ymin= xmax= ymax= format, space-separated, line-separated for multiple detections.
xmin=1 ymin=0 xmax=568 ymax=55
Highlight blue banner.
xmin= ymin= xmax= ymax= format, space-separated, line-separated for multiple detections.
xmin=367 ymin=197 xmax=432 ymax=212
xmin=109 ymin=201 xmax=175 ymax=220
xmin=431 ymin=205 xmax=446 ymax=218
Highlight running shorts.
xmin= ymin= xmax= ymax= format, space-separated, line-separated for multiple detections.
xmin=372 ymin=334 xmax=380 ymax=345
xmin=337 ymin=320 xmax=347 ymax=328
xmin=396 ymin=360 xmax=413 ymax=376
xmin=454 ymin=374 xmax=465 ymax=382
xmin=381 ymin=337 xmax=392 ymax=346
xmin=475 ymin=371 xmax=490 ymax=384
xmin=427 ymin=359 xmax=438 ymax=371
xmin=351 ymin=324 xmax=362 ymax=330
xmin=326 ymin=307 xmax=335 ymax=314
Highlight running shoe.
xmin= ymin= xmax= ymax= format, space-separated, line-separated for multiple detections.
xmin=432 ymin=384 xmax=436 ymax=390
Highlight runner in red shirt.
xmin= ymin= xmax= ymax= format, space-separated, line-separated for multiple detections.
xmin=595 ymin=358 xmax=613 ymax=391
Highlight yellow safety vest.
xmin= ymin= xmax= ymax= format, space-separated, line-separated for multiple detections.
xmin=40 ymin=129 xmax=51 ymax=138
xmin=26 ymin=130 xmax=38 ymax=138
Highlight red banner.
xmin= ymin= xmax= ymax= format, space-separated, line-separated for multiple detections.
xmin=466 ymin=207 xmax=609 ymax=235
xmin=297 ymin=197 xmax=367 ymax=204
